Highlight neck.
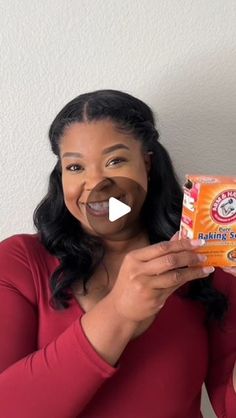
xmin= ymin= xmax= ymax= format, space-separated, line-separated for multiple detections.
xmin=103 ymin=228 xmax=150 ymax=257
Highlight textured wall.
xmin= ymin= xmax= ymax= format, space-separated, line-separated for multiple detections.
xmin=1 ymin=1 xmax=236 ymax=416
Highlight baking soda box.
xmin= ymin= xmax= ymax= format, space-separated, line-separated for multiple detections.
xmin=179 ymin=174 xmax=236 ymax=267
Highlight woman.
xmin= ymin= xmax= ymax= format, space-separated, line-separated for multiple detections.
xmin=0 ymin=89 xmax=235 ymax=418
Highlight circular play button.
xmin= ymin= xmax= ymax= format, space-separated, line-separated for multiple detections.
xmin=108 ymin=197 xmax=131 ymax=221
xmin=85 ymin=176 xmax=147 ymax=241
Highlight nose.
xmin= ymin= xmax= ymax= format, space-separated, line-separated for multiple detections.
xmin=84 ymin=168 xmax=111 ymax=192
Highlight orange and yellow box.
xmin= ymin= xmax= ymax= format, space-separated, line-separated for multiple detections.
xmin=179 ymin=174 xmax=236 ymax=267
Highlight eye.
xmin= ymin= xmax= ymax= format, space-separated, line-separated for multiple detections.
xmin=107 ymin=157 xmax=127 ymax=167
xmin=65 ymin=157 xmax=127 ymax=173
xmin=66 ymin=164 xmax=83 ymax=172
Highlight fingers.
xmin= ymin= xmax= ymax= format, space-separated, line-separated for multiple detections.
xmin=134 ymin=238 xmax=205 ymax=262
xmin=149 ymin=265 xmax=215 ymax=290
xmin=143 ymin=250 xmax=208 ymax=276
xmin=141 ymin=265 xmax=210 ymax=313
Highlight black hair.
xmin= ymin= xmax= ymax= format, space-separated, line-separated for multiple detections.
xmin=33 ymin=89 xmax=228 ymax=326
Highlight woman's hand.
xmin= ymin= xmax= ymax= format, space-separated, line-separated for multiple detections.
xmin=108 ymin=235 xmax=214 ymax=324
xmin=222 ymin=267 xmax=236 ymax=277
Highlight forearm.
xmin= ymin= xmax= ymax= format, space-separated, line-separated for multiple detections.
xmin=81 ymin=294 xmax=138 ymax=366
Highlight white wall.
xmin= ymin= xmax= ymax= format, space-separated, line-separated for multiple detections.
xmin=1 ymin=1 xmax=236 ymax=416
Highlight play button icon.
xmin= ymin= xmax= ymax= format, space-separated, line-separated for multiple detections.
xmin=85 ymin=176 xmax=147 ymax=241
xmin=109 ymin=197 xmax=131 ymax=222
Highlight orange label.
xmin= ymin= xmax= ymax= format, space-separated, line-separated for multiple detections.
xmin=179 ymin=174 xmax=236 ymax=267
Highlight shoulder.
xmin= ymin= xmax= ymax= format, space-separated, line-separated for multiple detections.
xmin=1 ymin=232 xmax=43 ymax=252
xmin=0 ymin=233 xmax=59 ymax=304
xmin=0 ymin=232 xmax=56 ymax=263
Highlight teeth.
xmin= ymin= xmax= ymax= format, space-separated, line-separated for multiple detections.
xmin=88 ymin=201 xmax=109 ymax=210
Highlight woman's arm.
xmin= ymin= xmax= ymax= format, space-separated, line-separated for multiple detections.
xmin=0 ymin=236 xmax=127 ymax=418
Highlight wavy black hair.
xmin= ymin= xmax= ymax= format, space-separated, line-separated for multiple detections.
xmin=33 ymin=89 xmax=228 ymax=326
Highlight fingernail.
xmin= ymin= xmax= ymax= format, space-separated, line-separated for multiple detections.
xmin=197 ymin=254 xmax=208 ymax=262
xmin=203 ymin=266 xmax=215 ymax=274
xmin=191 ymin=239 xmax=206 ymax=247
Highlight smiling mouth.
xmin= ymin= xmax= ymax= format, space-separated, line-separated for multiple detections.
xmin=79 ymin=195 xmax=125 ymax=214
xmin=80 ymin=195 xmax=124 ymax=205
xmin=87 ymin=200 xmax=110 ymax=211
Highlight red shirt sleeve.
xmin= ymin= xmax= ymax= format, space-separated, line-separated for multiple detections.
xmin=205 ymin=268 xmax=236 ymax=417
xmin=0 ymin=235 xmax=117 ymax=418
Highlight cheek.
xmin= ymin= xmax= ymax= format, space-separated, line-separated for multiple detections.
xmin=126 ymin=183 xmax=147 ymax=208
xmin=132 ymin=161 xmax=149 ymax=189
xmin=133 ymin=172 xmax=148 ymax=193
xmin=140 ymin=176 xmax=148 ymax=192
xmin=62 ymin=177 xmax=81 ymax=202
xmin=62 ymin=181 xmax=84 ymax=220
xmin=121 ymin=169 xmax=147 ymax=193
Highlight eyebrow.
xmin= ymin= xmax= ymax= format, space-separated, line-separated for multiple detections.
xmin=62 ymin=143 xmax=130 ymax=159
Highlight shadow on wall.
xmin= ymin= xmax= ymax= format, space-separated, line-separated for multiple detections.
xmin=149 ymin=48 xmax=236 ymax=184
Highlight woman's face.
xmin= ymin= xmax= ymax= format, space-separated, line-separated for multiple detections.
xmin=60 ymin=120 xmax=151 ymax=239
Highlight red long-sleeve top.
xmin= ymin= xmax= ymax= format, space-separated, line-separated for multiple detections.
xmin=0 ymin=233 xmax=236 ymax=418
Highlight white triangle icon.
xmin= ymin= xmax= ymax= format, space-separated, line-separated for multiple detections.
xmin=109 ymin=197 xmax=131 ymax=222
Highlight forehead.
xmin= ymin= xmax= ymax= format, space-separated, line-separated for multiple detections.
xmin=59 ymin=120 xmax=141 ymax=155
